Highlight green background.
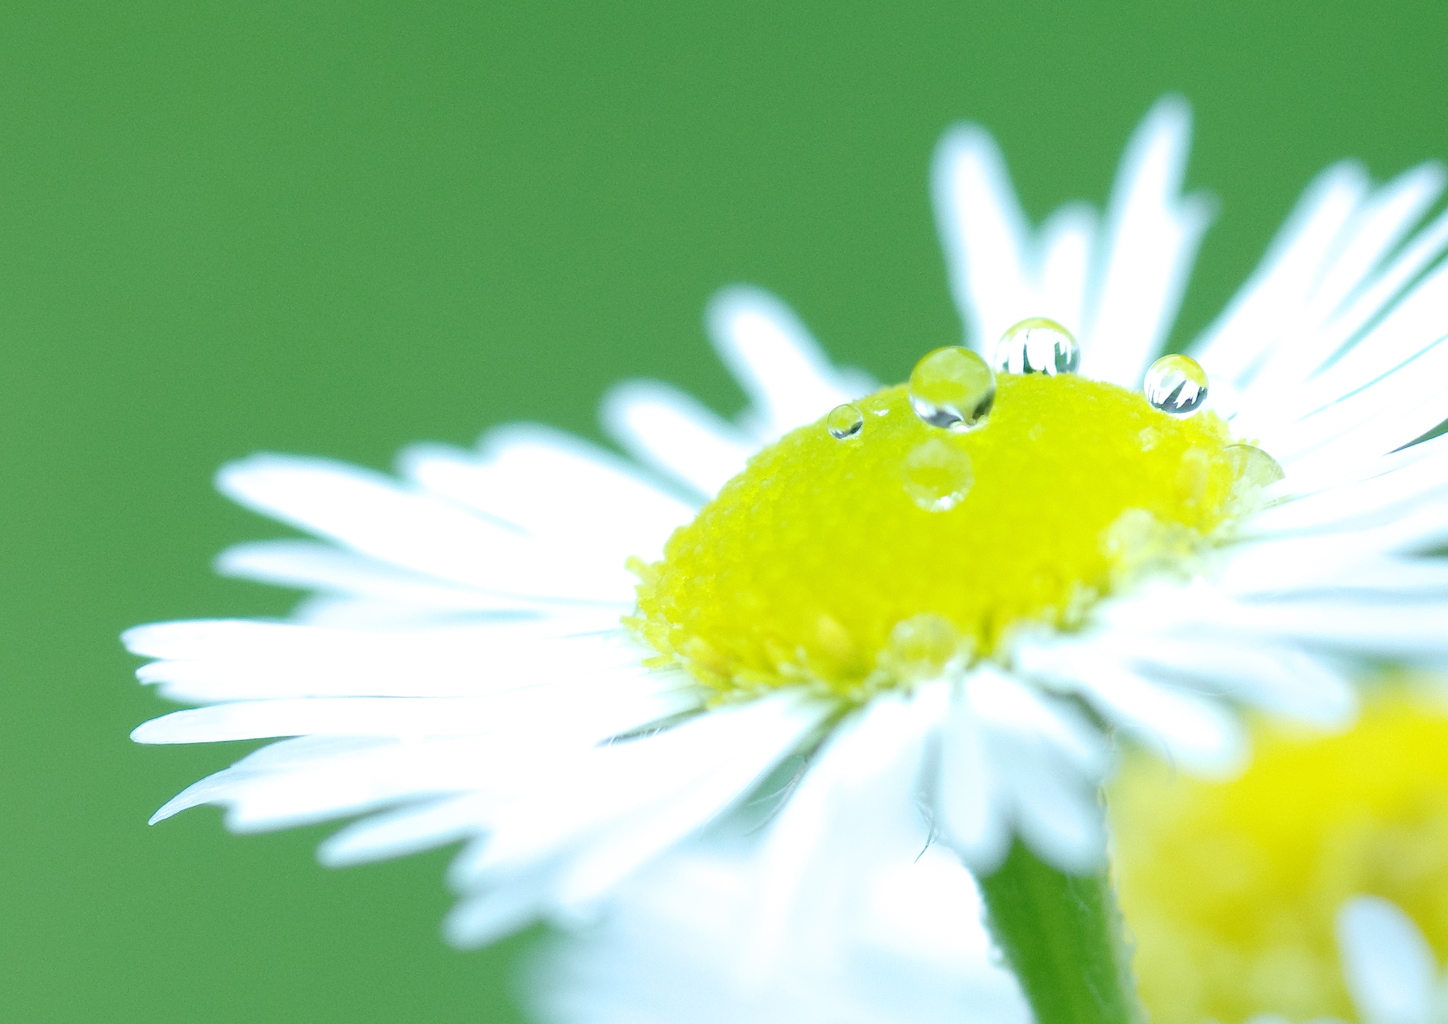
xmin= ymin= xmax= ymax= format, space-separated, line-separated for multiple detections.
xmin=2 ymin=2 xmax=1446 ymax=1020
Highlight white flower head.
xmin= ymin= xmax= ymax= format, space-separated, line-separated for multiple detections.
xmin=128 ymin=95 xmax=1448 ymax=946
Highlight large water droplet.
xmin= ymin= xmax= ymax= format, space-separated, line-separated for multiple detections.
xmin=826 ymin=403 xmax=864 ymax=440
xmin=994 ymin=317 xmax=1079 ymax=376
xmin=902 ymin=438 xmax=974 ymax=512
xmin=1145 ymin=354 xmax=1209 ymax=415
xmin=909 ymin=346 xmax=996 ymax=431
xmin=1225 ymin=443 xmax=1285 ymax=489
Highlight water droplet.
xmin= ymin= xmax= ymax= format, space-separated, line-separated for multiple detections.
xmin=826 ymin=403 xmax=864 ymax=440
xmin=902 ymin=438 xmax=974 ymax=512
xmin=882 ymin=613 xmax=965 ymax=681
xmin=1137 ymin=426 xmax=1161 ymax=452
xmin=994 ymin=317 xmax=1079 ymax=376
xmin=908 ymin=347 xmax=996 ymax=431
xmin=1225 ymin=443 xmax=1285 ymax=489
xmin=1144 ymin=354 xmax=1209 ymax=415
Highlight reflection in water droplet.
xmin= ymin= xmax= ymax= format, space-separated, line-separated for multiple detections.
xmin=1145 ymin=354 xmax=1209 ymax=415
xmin=826 ymin=403 xmax=864 ymax=440
xmin=994 ymin=317 xmax=1079 ymax=376
xmin=903 ymin=438 xmax=974 ymax=512
xmin=1225 ymin=443 xmax=1285 ymax=488
xmin=908 ymin=347 xmax=996 ymax=431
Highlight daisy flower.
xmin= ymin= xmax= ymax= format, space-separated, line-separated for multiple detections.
xmin=1113 ymin=685 xmax=1448 ymax=1024
xmin=128 ymin=95 xmax=1448 ymax=1017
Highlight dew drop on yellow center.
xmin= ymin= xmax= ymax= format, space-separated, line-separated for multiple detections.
xmin=630 ymin=372 xmax=1247 ymax=700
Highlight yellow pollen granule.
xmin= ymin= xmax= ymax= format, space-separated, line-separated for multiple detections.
xmin=630 ymin=372 xmax=1243 ymax=701
xmin=1111 ymin=692 xmax=1448 ymax=1024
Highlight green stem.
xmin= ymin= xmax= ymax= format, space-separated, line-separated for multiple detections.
xmin=975 ymin=840 xmax=1143 ymax=1024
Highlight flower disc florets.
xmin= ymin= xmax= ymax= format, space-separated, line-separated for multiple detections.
xmin=630 ymin=372 xmax=1254 ymax=702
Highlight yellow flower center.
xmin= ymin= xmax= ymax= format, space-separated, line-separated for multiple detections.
xmin=1111 ymin=692 xmax=1448 ymax=1024
xmin=630 ymin=372 xmax=1248 ymax=701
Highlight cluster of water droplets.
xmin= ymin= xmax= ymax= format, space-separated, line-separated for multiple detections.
xmin=822 ymin=318 xmax=1286 ymax=514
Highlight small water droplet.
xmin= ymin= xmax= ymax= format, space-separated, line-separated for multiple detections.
xmin=994 ymin=317 xmax=1079 ymax=376
xmin=1225 ymin=443 xmax=1285 ymax=489
xmin=1028 ymin=423 xmax=1045 ymax=442
xmin=1145 ymin=354 xmax=1209 ymax=415
xmin=903 ymin=438 xmax=974 ymax=512
xmin=1137 ymin=426 xmax=1161 ymax=451
xmin=882 ymin=613 xmax=964 ymax=681
xmin=908 ymin=347 xmax=996 ymax=431
xmin=826 ymin=403 xmax=864 ymax=440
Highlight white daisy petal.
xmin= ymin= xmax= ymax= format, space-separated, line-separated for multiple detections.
xmin=934 ymin=688 xmax=1007 ymax=872
xmin=1017 ymin=639 xmax=1245 ymax=775
xmin=1003 ymin=736 xmax=1105 ymax=875
xmin=942 ymin=669 xmax=1107 ymax=875
xmin=316 ymin=792 xmax=488 ymax=866
xmin=1037 ymin=202 xmax=1096 ymax=339
xmin=525 ymin=842 xmax=1030 ymax=1024
xmin=1246 ymin=444 xmax=1448 ymax=537
xmin=1215 ymin=507 xmax=1448 ymax=592
xmin=319 ymin=792 xmax=492 ymax=866
xmin=1082 ymin=94 xmax=1213 ymax=387
xmin=741 ymin=686 xmax=949 ymax=981
xmin=1227 ymin=556 xmax=1448 ymax=601
xmin=1241 ymin=161 xmax=1446 ymax=401
xmin=1192 ymin=161 xmax=1370 ymax=384
xmin=218 ymin=454 xmax=631 ymax=603
xmin=1336 ymin=895 xmax=1438 ymax=1024
xmin=398 ymin=423 xmax=696 ymax=560
xmin=156 ymin=738 xmax=500 ymax=832
xmin=1096 ymin=629 xmax=1357 ymax=727
xmin=1207 ymin=597 xmax=1448 ymax=663
xmin=1264 ymin=331 xmax=1448 ymax=473
xmin=439 ymin=693 xmax=825 ymax=944
xmin=131 ymin=675 xmax=690 ymax=746
xmin=217 ymin=539 xmax=562 ymax=613
xmin=706 ymin=285 xmax=875 ymax=439
xmin=600 ymin=379 xmax=755 ymax=498
xmin=932 ymin=122 xmax=1035 ymax=347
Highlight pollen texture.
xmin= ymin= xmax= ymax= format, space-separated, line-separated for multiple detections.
xmin=630 ymin=373 xmax=1240 ymax=700
xmin=1112 ymin=692 xmax=1448 ymax=1024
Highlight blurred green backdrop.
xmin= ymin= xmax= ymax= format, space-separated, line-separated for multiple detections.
xmin=2 ymin=1 xmax=1447 ymax=1020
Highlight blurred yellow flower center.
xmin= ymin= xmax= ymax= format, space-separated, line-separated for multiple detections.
xmin=1111 ymin=693 xmax=1448 ymax=1024
xmin=630 ymin=372 xmax=1248 ymax=700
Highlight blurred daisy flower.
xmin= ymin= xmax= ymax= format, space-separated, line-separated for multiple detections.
xmin=127 ymin=94 xmax=1448 ymax=1014
xmin=1114 ymin=685 xmax=1448 ymax=1024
